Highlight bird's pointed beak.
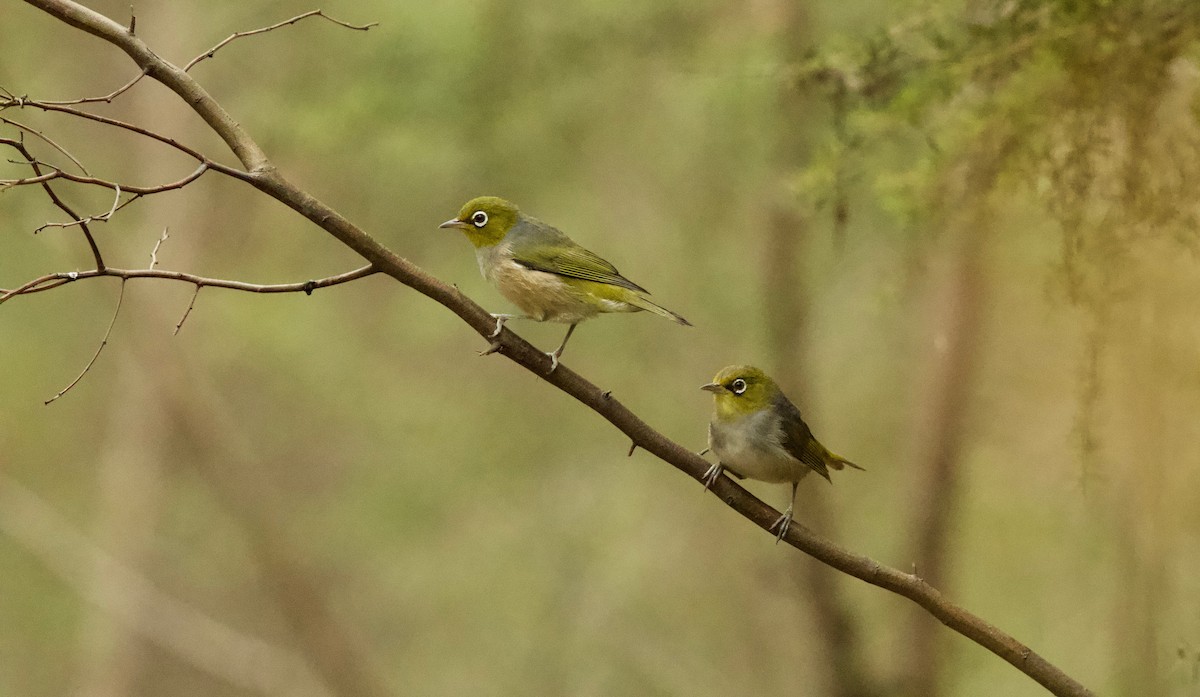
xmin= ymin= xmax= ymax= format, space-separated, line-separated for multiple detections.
xmin=439 ymin=218 xmax=469 ymax=230
xmin=700 ymin=382 xmax=726 ymax=394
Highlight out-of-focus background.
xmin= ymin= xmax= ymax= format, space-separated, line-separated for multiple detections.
xmin=3 ymin=0 xmax=1199 ymax=695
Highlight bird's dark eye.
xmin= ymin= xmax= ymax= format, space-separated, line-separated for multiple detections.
xmin=471 ymin=211 xmax=488 ymax=228
xmin=731 ymin=379 xmax=747 ymax=395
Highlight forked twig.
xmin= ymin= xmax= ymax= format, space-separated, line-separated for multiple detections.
xmin=185 ymin=10 xmax=377 ymax=72
xmin=0 ymin=136 xmax=104 ymax=269
xmin=1 ymin=160 xmax=209 ymax=196
xmin=34 ymin=183 xmax=122 ymax=234
xmin=0 ymin=116 xmax=90 ymax=174
xmin=36 ymin=68 xmax=149 ymax=107
xmin=0 ymin=265 xmax=377 ymax=304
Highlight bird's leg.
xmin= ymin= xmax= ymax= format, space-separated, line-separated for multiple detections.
xmin=488 ymin=313 xmax=524 ymax=339
xmin=701 ymin=462 xmax=723 ymax=492
xmin=545 ymin=323 xmax=578 ymax=373
xmin=479 ymin=313 xmax=528 ymax=356
xmin=769 ymin=481 xmax=800 ymax=544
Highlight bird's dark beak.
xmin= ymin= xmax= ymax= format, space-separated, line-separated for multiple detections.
xmin=439 ymin=218 xmax=469 ymax=230
xmin=700 ymin=382 xmax=726 ymax=393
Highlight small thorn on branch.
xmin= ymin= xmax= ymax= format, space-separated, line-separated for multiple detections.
xmin=627 ymin=441 xmax=638 ymax=457
xmin=128 ymin=6 xmax=136 ymax=34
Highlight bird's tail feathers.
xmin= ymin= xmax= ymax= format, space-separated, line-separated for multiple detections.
xmin=628 ymin=293 xmax=691 ymax=326
xmin=828 ymin=452 xmax=865 ymax=471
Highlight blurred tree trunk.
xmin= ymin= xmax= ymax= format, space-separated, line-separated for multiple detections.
xmin=901 ymin=233 xmax=984 ymax=697
xmin=72 ymin=356 xmax=169 ymax=697
xmin=1109 ymin=309 xmax=1168 ymax=697
xmin=162 ymin=356 xmax=393 ymax=697
xmin=901 ymin=143 xmax=1003 ymax=695
xmin=71 ymin=6 xmax=194 ymax=692
xmin=764 ymin=4 xmax=880 ymax=696
xmin=764 ymin=206 xmax=881 ymax=697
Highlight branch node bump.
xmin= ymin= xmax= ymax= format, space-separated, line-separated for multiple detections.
xmin=302 ymin=280 xmax=316 ymax=295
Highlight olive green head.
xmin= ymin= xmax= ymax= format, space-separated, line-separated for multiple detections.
xmin=439 ymin=196 xmax=522 ymax=248
xmin=701 ymin=365 xmax=780 ymax=419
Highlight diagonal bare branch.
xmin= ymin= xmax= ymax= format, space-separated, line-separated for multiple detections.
xmin=44 ymin=279 xmax=125 ymax=404
xmin=0 ymin=135 xmax=104 ymax=268
xmin=34 ymin=182 xmax=122 ymax=234
xmin=0 ymin=115 xmax=90 ymax=174
xmin=14 ymin=2 xmax=1096 ymax=696
xmin=0 ymin=98 xmax=247 ymax=180
xmin=174 ymin=285 xmax=200 ymax=335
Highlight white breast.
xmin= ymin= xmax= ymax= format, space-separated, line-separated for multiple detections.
xmin=475 ymin=243 xmax=602 ymax=324
xmin=709 ymin=412 xmax=808 ymax=484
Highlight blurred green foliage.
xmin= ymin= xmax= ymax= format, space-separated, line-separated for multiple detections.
xmin=3 ymin=1 xmax=1200 ymax=695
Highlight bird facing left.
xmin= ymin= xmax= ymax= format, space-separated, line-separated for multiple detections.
xmin=440 ymin=196 xmax=690 ymax=372
xmin=701 ymin=365 xmax=864 ymax=541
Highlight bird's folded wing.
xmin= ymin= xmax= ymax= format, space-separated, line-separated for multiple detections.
xmin=776 ymin=396 xmax=833 ymax=481
xmin=512 ymin=240 xmax=648 ymax=293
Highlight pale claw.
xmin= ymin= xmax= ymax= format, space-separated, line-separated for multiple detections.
xmin=702 ymin=462 xmax=723 ymax=492
xmin=478 ymin=341 xmax=501 ymax=357
xmin=769 ymin=507 xmax=794 ymax=544
xmin=545 ymin=351 xmax=560 ymax=374
xmin=488 ymin=315 xmax=507 ymax=339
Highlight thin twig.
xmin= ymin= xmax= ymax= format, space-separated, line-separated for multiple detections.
xmin=185 ymin=10 xmax=378 ymax=72
xmin=33 ymin=182 xmax=122 ymax=235
xmin=45 ymin=279 xmax=125 ymax=405
xmin=0 ymin=136 xmax=104 ymax=269
xmin=1 ymin=264 xmax=377 ymax=304
xmin=2 ymin=265 xmax=376 ymax=303
xmin=0 ymin=99 xmax=251 ymax=182
xmin=174 ymin=285 xmax=199 ymax=335
xmin=149 ymin=227 xmax=169 ymax=269
xmin=1 ymin=159 xmax=209 ymax=196
xmin=34 ymin=188 xmax=138 ymax=234
xmin=0 ymin=116 xmax=90 ymax=174
xmin=37 ymin=69 xmax=148 ymax=107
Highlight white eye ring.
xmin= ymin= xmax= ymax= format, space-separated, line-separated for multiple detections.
xmin=471 ymin=211 xmax=488 ymax=228
xmin=731 ymin=379 xmax=747 ymax=394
